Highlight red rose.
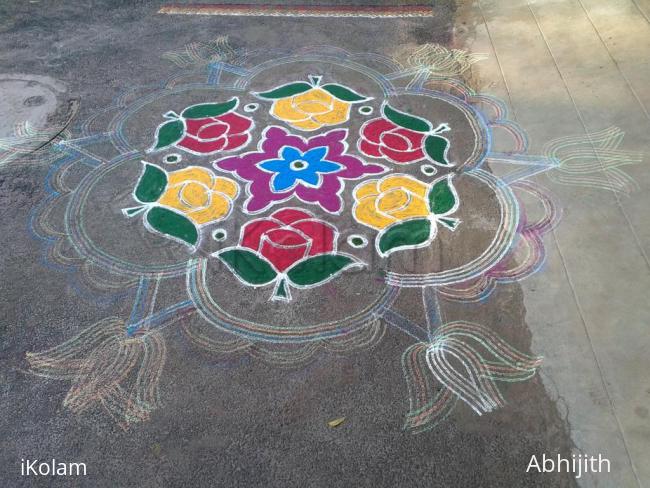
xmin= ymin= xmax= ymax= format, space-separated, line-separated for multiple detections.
xmin=358 ymin=118 xmax=426 ymax=164
xmin=177 ymin=112 xmax=253 ymax=155
xmin=217 ymin=207 xmax=360 ymax=301
xmin=240 ymin=208 xmax=336 ymax=272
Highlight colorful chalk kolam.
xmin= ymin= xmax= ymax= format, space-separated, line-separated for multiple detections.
xmin=27 ymin=46 xmax=575 ymax=432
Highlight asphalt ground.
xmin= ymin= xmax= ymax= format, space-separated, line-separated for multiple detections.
xmin=0 ymin=1 xmax=598 ymax=486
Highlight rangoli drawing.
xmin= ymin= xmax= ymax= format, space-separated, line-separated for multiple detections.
xmin=26 ymin=45 xmax=638 ymax=433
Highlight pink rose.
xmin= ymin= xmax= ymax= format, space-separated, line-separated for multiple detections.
xmin=358 ymin=118 xmax=426 ymax=164
xmin=178 ymin=112 xmax=252 ymax=154
xmin=240 ymin=208 xmax=335 ymax=272
xmin=149 ymin=98 xmax=253 ymax=155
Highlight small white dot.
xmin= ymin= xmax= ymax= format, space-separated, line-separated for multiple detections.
xmin=347 ymin=234 xmax=368 ymax=248
xmin=212 ymin=229 xmax=228 ymax=241
xmin=420 ymin=164 xmax=437 ymax=176
xmin=164 ymin=153 xmax=182 ymax=165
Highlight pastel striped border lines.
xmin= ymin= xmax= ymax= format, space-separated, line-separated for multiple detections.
xmin=186 ymin=255 xmax=398 ymax=343
xmin=158 ymin=4 xmax=434 ymax=18
xmin=385 ymin=169 xmax=520 ymax=288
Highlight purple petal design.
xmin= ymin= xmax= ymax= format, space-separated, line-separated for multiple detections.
xmin=214 ymin=126 xmax=386 ymax=214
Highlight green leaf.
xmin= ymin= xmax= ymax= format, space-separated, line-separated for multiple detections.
xmin=322 ymin=84 xmax=369 ymax=102
xmin=428 ymin=176 xmax=458 ymax=215
xmin=146 ymin=207 xmax=198 ymax=246
xmin=122 ymin=205 xmax=146 ymax=217
xmin=287 ymin=254 xmax=359 ymax=287
xmin=424 ymin=134 xmax=452 ymax=166
xmin=134 ymin=163 xmax=167 ymax=203
xmin=217 ymin=248 xmax=277 ymax=285
xmin=272 ymin=278 xmax=291 ymax=301
xmin=255 ymin=82 xmax=312 ymax=99
xmin=383 ymin=104 xmax=432 ymax=133
xmin=151 ymin=119 xmax=184 ymax=151
xmin=438 ymin=217 xmax=460 ymax=230
xmin=181 ymin=98 xmax=238 ymax=119
xmin=308 ymin=75 xmax=322 ymax=86
xmin=378 ymin=219 xmax=432 ymax=256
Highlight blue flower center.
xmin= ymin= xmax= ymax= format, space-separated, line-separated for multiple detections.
xmin=258 ymin=146 xmax=342 ymax=193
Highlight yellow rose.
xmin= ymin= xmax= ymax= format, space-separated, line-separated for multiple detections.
xmin=353 ymin=175 xmax=430 ymax=230
xmin=157 ymin=166 xmax=238 ymax=225
xmin=271 ymin=88 xmax=351 ymax=131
